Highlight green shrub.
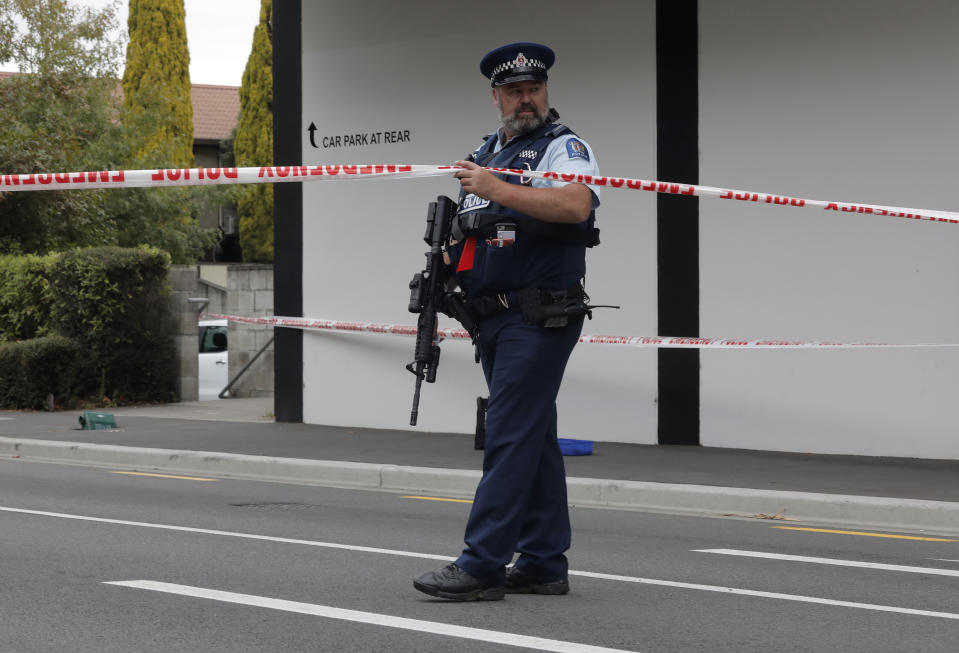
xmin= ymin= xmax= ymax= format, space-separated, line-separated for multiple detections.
xmin=0 ymin=253 xmax=58 ymax=341
xmin=49 ymin=246 xmax=178 ymax=404
xmin=0 ymin=336 xmax=80 ymax=409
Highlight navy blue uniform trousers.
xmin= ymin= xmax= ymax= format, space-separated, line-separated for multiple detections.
xmin=454 ymin=309 xmax=583 ymax=584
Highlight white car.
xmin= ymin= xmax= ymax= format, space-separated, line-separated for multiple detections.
xmin=198 ymin=319 xmax=229 ymax=400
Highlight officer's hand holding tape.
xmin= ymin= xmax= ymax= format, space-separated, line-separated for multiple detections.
xmin=453 ymin=159 xmax=593 ymax=224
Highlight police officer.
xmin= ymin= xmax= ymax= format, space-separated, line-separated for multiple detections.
xmin=413 ymin=42 xmax=601 ymax=601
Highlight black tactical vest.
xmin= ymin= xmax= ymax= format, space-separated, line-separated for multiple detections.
xmin=449 ymin=120 xmax=599 ymax=297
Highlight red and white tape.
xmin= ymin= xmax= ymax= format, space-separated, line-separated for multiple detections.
xmin=202 ymin=314 xmax=959 ymax=349
xmin=3 ymin=164 xmax=958 ymax=226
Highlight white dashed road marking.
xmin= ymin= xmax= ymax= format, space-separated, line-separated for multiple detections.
xmin=106 ymin=580 xmax=641 ymax=653
xmin=696 ymin=549 xmax=959 ymax=578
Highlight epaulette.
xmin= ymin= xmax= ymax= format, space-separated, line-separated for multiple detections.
xmin=544 ymin=122 xmax=570 ymax=137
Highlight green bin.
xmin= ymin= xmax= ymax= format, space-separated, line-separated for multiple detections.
xmin=79 ymin=411 xmax=117 ymax=430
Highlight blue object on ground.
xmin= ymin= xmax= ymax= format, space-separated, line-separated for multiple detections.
xmin=558 ymin=438 xmax=593 ymax=456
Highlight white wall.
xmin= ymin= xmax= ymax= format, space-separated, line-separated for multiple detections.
xmin=300 ymin=2 xmax=658 ymax=441
xmin=700 ymin=0 xmax=959 ymax=458
xmin=298 ymin=1 xmax=959 ymax=458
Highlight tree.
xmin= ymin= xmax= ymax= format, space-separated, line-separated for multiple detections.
xmin=234 ymin=0 xmax=274 ymax=262
xmin=117 ymin=0 xmax=214 ymax=262
xmin=0 ymin=0 xmax=214 ymax=262
xmin=121 ymin=0 xmax=194 ymax=168
xmin=0 ymin=0 xmax=123 ymax=254
xmin=0 ymin=0 xmax=120 ymax=78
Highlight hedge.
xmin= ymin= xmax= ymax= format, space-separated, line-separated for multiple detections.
xmin=0 ymin=246 xmax=179 ymax=408
xmin=0 ymin=253 xmax=57 ymax=341
xmin=0 ymin=336 xmax=80 ymax=409
xmin=48 ymin=246 xmax=178 ymax=404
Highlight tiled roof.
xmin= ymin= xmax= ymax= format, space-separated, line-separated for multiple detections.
xmin=191 ymin=84 xmax=240 ymax=142
xmin=0 ymin=72 xmax=239 ymax=142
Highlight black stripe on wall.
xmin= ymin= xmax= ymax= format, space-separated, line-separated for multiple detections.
xmin=656 ymin=0 xmax=700 ymax=445
xmin=272 ymin=0 xmax=303 ymax=423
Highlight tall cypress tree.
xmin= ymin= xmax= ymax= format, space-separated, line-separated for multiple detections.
xmin=115 ymin=0 xmax=212 ymax=263
xmin=121 ymin=0 xmax=194 ymax=168
xmin=234 ymin=0 xmax=274 ymax=262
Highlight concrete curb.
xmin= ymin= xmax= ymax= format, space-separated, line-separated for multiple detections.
xmin=3 ymin=437 xmax=958 ymax=536
xmin=565 ymin=477 xmax=959 ymax=535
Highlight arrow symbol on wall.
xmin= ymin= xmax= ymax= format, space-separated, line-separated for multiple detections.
xmin=307 ymin=122 xmax=318 ymax=148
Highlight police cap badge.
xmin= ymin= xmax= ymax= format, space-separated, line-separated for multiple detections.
xmin=480 ymin=42 xmax=555 ymax=87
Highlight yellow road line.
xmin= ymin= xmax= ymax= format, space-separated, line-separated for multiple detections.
xmin=773 ymin=526 xmax=957 ymax=542
xmin=401 ymin=495 xmax=473 ymax=504
xmin=110 ymin=471 xmax=219 ymax=482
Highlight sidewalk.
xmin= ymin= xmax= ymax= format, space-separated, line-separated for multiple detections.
xmin=2 ymin=398 xmax=958 ymax=535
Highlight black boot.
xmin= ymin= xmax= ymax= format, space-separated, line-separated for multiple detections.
xmin=504 ymin=566 xmax=569 ymax=595
xmin=413 ymin=563 xmax=505 ymax=601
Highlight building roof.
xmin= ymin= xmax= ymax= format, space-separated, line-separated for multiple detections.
xmin=0 ymin=71 xmax=239 ymax=142
xmin=191 ymin=83 xmax=240 ymax=142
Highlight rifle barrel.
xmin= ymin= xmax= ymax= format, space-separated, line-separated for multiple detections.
xmin=409 ymin=363 xmax=424 ymax=425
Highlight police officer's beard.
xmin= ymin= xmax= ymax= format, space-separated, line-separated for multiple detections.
xmin=499 ymin=103 xmax=551 ymax=136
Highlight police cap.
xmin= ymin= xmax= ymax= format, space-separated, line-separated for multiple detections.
xmin=480 ymin=42 xmax=555 ymax=87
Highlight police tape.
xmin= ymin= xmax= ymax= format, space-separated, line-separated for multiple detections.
xmin=201 ymin=314 xmax=959 ymax=349
xmin=2 ymin=164 xmax=958 ymax=226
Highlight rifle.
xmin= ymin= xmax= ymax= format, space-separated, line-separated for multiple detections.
xmin=406 ymin=196 xmax=457 ymax=426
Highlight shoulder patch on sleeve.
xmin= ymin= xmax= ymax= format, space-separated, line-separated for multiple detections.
xmin=565 ymin=138 xmax=589 ymax=162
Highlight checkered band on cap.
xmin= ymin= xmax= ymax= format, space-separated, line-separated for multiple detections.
xmin=488 ymin=53 xmax=547 ymax=82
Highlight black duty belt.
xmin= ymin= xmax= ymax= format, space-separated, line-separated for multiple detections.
xmin=461 ymin=285 xmax=596 ymax=329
